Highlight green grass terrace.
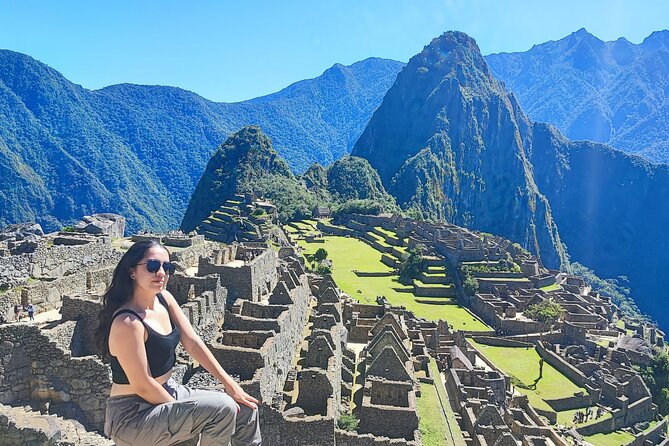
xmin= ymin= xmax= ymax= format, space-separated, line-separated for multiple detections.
xmin=297 ymin=234 xmax=490 ymax=331
xmin=469 ymin=340 xmax=590 ymax=424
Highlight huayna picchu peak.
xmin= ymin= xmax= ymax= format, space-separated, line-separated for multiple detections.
xmin=352 ymin=31 xmax=669 ymax=330
xmin=352 ymin=31 xmax=568 ymax=270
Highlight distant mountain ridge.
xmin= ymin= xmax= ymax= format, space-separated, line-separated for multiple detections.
xmin=486 ymin=28 xmax=669 ymax=163
xmin=352 ymin=31 xmax=669 ymax=329
xmin=0 ymin=49 xmax=404 ymax=232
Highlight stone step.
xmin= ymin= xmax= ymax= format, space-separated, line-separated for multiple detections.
xmin=0 ymin=402 xmax=113 ymax=445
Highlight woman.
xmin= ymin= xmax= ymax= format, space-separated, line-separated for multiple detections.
xmin=95 ymin=240 xmax=261 ymax=445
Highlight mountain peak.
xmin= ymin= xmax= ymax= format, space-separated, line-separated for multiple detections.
xmin=642 ymin=29 xmax=669 ymax=49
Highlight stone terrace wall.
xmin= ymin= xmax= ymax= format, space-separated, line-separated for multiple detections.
xmin=535 ymin=342 xmax=588 ymax=388
xmin=0 ymin=288 xmax=21 ymax=323
xmin=60 ymin=295 xmax=104 ymax=356
xmin=21 ymin=273 xmax=87 ymax=312
xmin=214 ymin=273 xmax=312 ymax=402
xmin=170 ymin=240 xmax=219 ymax=266
xmin=29 ymin=239 xmax=120 ymax=281
xmin=0 ymin=324 xmax=111 ymax=431
xmin=260 ymin=404 xmax=335 ymax=446
xmin=200 ymin=248 xmax=278 ymax=303
xmin=336 ymin=429 xmax=419 ymax=446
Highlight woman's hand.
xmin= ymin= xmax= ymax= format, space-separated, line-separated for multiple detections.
xmin=225 ymin=381 xmax=260 ymax=410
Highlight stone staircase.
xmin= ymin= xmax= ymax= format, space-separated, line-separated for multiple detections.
xmin=0 ymin=402 xmax=113 ymax=445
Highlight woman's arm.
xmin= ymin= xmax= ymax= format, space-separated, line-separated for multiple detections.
xmin=109 ymin=315 xmax=175 ymax=404
xmin=161 ymin=290 xmax=259 ymax=409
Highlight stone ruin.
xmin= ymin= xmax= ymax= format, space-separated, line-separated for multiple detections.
xmin=322 ymin=212 xmax=669 ymax=446
xmin=0 ymin=209 xmax=668 ymax=446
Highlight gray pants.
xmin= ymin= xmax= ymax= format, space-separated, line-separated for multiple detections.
xmin=104 ymin=379 xmax=261 ymax=446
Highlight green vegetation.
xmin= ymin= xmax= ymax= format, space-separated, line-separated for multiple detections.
xmin=463 ymin=273 xmax=479 ymax=296
xmin=398 ymin=247 xmax=426 ymax=285
xmin=524 ymin=299 xmax=565 ymax=325
xmin=417 ymin=377 xmax=449 ymax=446
xmin=461 ymin=259 xmax=520 ymax=273
xmin=182 ymin=128 xmax=399 ymax=232
xmin=313 ymin=248 xmax=329 ymax=262
xmin=332 ymin=199 xmax=386 ymax=217
xmin=571 ymin=262 xmax=644 ymax=320
xmin=336 ymin=413 xmax=359 ymax=431
xmin=637 ymin=351 xmax=669 ymax=415
xmin=427 ymin=360 xmax=466 ymax=446
xmin=0 ymin=48 xmax=404 ymax=233
xmin=469 ymin=341 xmax=586 ymax=414
xmin=298 ymin=235 xmax=489 ymax=331
xmin=584 ymin=430 xmax=636 ymax=446
xmin=539 ymin=283 xmax=561 ymax=292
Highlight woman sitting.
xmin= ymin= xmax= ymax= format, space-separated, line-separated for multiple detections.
xmin=95 ymin=240 xmax=261 ymax=445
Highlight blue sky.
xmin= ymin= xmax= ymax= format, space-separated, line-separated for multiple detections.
xmin=1 ymin=0 xmax=667 ymax=102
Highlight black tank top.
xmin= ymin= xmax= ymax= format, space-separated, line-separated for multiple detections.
xmin=109 ymin=293 xmax=180 ymax=385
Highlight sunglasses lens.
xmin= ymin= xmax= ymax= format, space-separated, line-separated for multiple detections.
xmin=164 ymin=262 xmax=176 ymax=275
xmin=146 ymin=259 xmax=161 ymax=273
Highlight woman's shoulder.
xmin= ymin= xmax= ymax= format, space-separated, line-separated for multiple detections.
xmin=110 ymin=307 xmax=145 ymax=330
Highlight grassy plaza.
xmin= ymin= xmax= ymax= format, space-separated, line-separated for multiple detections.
xmin=297 ymin=235 xmax=490 ymax=331
xmin=468 ymin=340 xmax=587 ymax=414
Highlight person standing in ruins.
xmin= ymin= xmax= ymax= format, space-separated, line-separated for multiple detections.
xmin=95 ymin=240 xmax=262 ymax=446
xmin=26 ymin=303 xmax=35 ymax=321
xmin=13 ymin=303 xmax=21 ymax=322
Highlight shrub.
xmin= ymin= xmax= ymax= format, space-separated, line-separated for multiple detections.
xmin=337 ymin=413 xmax=359 ymax=431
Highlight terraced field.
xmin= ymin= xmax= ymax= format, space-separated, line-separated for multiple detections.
xmin=297 ymin=234 xmax=490 ymax=331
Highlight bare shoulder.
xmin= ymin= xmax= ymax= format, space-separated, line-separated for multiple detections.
xmin=110 ymin=311 xmax=144 ymax=336
xmin=160 ymin=289 xmax=179 ymax=306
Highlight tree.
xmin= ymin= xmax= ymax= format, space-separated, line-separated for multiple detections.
xmin=463 ymin=273 xmax=479 ymax=296
xmin=313 ymin=248 xmax=329 ymax=263
xmin=524 ymin=299 xmax=565 ymax=326
xmin=398 ymin=246 xmax=426 ymax=285
xmin=314 ymin=263 xmax=332 ymax=276
xmin=524 ymin=298 xmax=565 ymax=347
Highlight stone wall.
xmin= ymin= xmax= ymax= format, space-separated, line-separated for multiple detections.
xmin=0 ymin=324 xmax=111 ymax=431
xmin=167 ymin=273 xmax=223 ymax=305
xmin=260 ymin=404 xmax=336 ymax=446
xmin=0 ymin=402 xmax=113 ymax=446
xmin=358 ymin=397 xmax=419 ymax=441
xmin=169 ymin=240 xmax=218 ymax=267
xmin=471 ymin=336 xmax=532 ymax=348
xmin=200 ymin=248 xmax=279 ymax=303
xmin=21 ymin=272 xmax=88 ymax=312
xmin=30 ymin=239 xmax=120 ymax=280
xmin=60 ymin=294 xmax=104 ymax=356
xmin=0 ymin=288 xmax=22 ymax=323
xmin=214 ymin=272 xmax=311 ymax=403
xmin=535 ymin=342 xmax=588 ymax=388
xmin=335 ymin=430 xmax=419 ymax=446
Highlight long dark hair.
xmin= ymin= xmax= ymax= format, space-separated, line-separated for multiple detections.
xmin=95 ymin=240 xmax=165 ymax=359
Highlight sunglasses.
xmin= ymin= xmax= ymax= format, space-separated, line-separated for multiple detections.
xmin=136 ymin=259 xmax=177 ymax=275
